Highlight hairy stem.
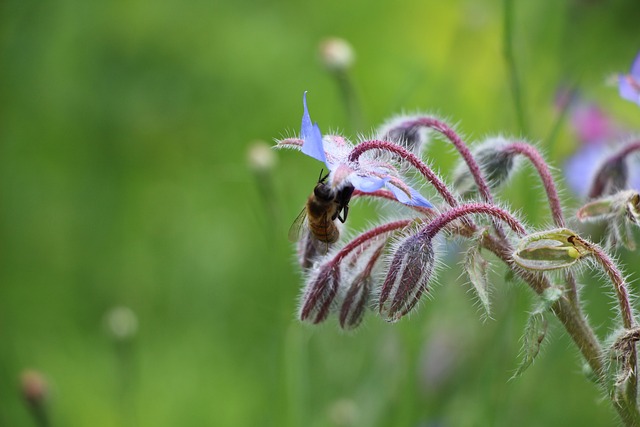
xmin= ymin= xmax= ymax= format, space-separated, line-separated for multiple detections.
xmin=394 ymin=117 xmax=495 ymax=204
xmin=575 ymin=235 xmax=638 ymax=409
xmin=334 ymin=219 xmax=413 ymax=263
xmin=504 ymin=142 xmax=565 ymax=227
xmin=423 ymin=203 xmax=526 ymax=239
xmin=612 ymin=140 xmax=640 ymax=162
xmin=502 ymin=142 xmax=582 ymax=304
xmin=349 ymin=140 xmax=458 ymax=207
xmin=588 ymin=140 xmax=640 ymax=199
xmin=480 ymin=234 xmax=605 ymax=381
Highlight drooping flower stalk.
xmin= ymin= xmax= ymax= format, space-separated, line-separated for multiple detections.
xmin=571 ymin=234 xmax=638 ymax=405
xmin=396 ymin=117 xmax=509 ymax=239
xmin=334 ymin=219 xmax=414 ymax=263
xmin=422 ymin=203 xmax=526 ymax=239
xmin=588 ymin=140 xmax=640 ymax=199
xmin=503 ymin=142 xmax=565 ymax=227
xmin=348 ymin=140 xmax=458 ymax=207
xmin=378 ymin=118 xmax=496 ymax=205
xmin=611 ymin=140 xmax=640 ymax=162
xmin=502 ymin=142 xmax=581 ymax=304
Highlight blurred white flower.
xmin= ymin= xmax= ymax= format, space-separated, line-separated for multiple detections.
xmin=105 ymin=306 xmax=139 ymax=340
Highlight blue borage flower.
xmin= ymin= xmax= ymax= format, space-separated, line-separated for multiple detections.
xmin=619 ymin=50 xmax=640 ymax=106
xmin=277 ymin=92 xmax=433 ymax=208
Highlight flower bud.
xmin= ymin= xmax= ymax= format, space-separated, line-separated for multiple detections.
xmin=379 ymin=233 xmax=434 ymax=321
xmin=453 ymin=137 xmax=517 ymax=198
xmin=299 ymin=264 xmax=340 ymax=324
xmin=512 ymin=228 xmax=592 ymax=271
xmin=319 ymin=37 xmax=355 ymax=72
xmin=339 ymin=272 xmax=371 ymax=330
xmin=377 ymin=115 xmax=430 ymax=155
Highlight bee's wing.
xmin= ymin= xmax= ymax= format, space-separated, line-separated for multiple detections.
xmin=288 ymin=207 xmax=308 ymax=242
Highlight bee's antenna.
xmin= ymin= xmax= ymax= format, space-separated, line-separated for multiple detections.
xmin=318 ymin=168 xmax=329 ymax=183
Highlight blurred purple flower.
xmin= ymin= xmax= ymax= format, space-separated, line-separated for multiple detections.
xmin=618 ymin=51 xmax=640 ymax=106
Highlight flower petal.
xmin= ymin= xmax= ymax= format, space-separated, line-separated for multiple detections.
xmin=387 ymin=183 xmax=433 ymax=208
xmin=350 ymin=174 xmax=388 ymax=192
xmin=300 ymin=92 xmax=328 ymax=164
xmin=631 ymin=50 xmax=640 ymax=78
xmin=619 ymin=75 xmax=640 ymax=105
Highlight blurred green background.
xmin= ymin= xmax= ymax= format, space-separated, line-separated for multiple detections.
xmin=2 ymin=0 xmax=640 ymax=426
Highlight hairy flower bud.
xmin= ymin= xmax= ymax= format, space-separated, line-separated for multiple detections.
xmin=379 ymin=233 xmax=435 ymax=321
xmin=513 ymin=228 xmax=593 ymax=271
xmin=300 ymin=264 xmax=340 ymax=324
xmin=453 ymin=137 xmax=517 ymax=198
xmin=377 ymin=115 xmax=430 ymax=155
xmin=339 ymin=272 xmax=372 ymax=330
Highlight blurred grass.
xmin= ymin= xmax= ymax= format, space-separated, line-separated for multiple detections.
xmin=1 ymin=0 xmax=640 ymax=426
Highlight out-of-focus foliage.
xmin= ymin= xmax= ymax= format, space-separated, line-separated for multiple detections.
xmin=1 ymin=0 xmax=640 ymax=426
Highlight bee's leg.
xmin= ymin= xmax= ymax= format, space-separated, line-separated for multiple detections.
xmin=337 ymin=206 xmax=349 ymax=223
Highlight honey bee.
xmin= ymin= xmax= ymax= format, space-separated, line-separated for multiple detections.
xmin=289 ymin=170 xmax=355 ymax=244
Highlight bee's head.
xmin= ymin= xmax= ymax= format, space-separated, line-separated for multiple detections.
xmin=314 ymin=181 xmax=335 ymax=202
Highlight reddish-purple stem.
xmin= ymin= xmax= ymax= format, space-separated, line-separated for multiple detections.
xmin=504 ymin=142 xmax=565 ymax=227
xmin=348 ymin=140 xmax=458 ymax=207
xmin=334 ymin=219 xmax=413 ymax=264
xmin=610 ymin=140 xmax=640 ymax=163
xmin=423 ymin=203 xmax=526 ymax=239
xmin=575 ymin=235 xmax=638 ymax=400
xmin=588 ymin=140 xmax=640 ymax=199
xmin=402 ymin=117 xmax=494 ymax=203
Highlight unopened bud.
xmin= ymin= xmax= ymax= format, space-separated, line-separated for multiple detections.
xmin=513 ymin=228 xmax=592 ymax=271
xmin=377 ymin=115 xmax=430 ymax=155
xmin=299 ymin=264 xmax=340 ymax=324
xmin=247 ymin=140 xmax=277 ymax=173
xmin=339 ymin=272 xmax=371 ymax=330
xmin=319 ymin=38 xmax=355 ymax=71
xmin=453 ymin=137 xmax=517 ymax=198
xmin=379 ymin=233 xmax=434 ymax=321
